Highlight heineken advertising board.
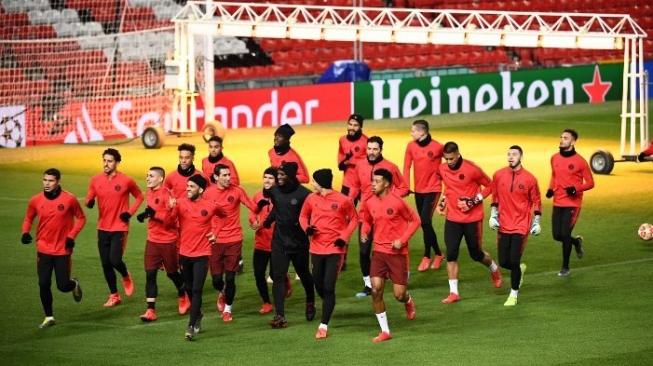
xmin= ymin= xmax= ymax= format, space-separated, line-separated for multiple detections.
xmin=353 ymin=63 xmax=622 ymax=120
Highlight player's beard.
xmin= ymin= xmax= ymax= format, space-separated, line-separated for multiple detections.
xmin=509 ymin=159 xmax=521 ymax=169
xmin=346 ymin=130 xmax=362 ymax=141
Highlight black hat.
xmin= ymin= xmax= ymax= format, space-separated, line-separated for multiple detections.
xmin=312 ymin=169 xmax=333 ymax=189
xmin=274 ymin=124 xmax=295 ymax=140
xmin=348 ymin=113 xmax=364 ymax=127
xmin=188 ymin=174 xmax=208 ymax=190
xmin=279 ymin=162 xmax=298 ymax=178
xmin=263 ymin=167 xmax=277 ymax=177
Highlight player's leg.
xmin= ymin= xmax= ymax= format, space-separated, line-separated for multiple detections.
xmin=37 ymin=253 xmax=56 ymax=328
xmin=315 ymin=254 xmax=340 ymax=338
xmin=552 ymin=206 xmax=570 ymax=275
xmin=389 ymin=253 xmax=415 ymax=320
xmin=356 ymin=224 xmax=373 ymax=297
xmin=98 ymin=231 xmax=121 ymax=306
xmin=569 ymin=207 xmax=583 ymax=258
xmin=187 ymin=256 xmax=208 ymax=338
xmin=371 ymin=273 xmax=391 ymax=342
xmin=210 ymin=244 xmax=225 ymax=313
xmin=160 ymin=242 xmax=188 ymax=315
xmin=557 ymin=207 xmax=575 ymax=275
xmin=253 ymin=249 xmax=272 ymax=313
xmin=429 ymin=192 xmax=444 ymax=269
xmin=221 ymin=242 xmax=242 ymax=321
xmin=443 ymin=220 xmax=463 ymax=303
xmin=141 ymin=241 xmax=160 ymax=321
xmin=416 ymin=192 xmax=442 ymax=271
xmin=311 ymin=254 xmax=326 ymax=300
xmin=505 ymin=234 xmax=527 ymax=306
xmin=290 ymin=250 xmax=316 ymax=321
xmin=109 ymin=232 xmax=132 ymax=296
xmin=270 ymin=248 xmax=291 ymax=324
xmin=464 ymin=221 xmax=501 ymax=288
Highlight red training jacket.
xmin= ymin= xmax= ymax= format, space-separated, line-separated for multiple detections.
xmin=22 ymin=190 xmax=86 ymax=256
xmin=337 ymin=134 xmax=368 ymax=188
xmin=491 ymin=166 xmax=542 ymax=235
xmin=437 ymin=159 xmax=492 ymax=224
xmin=268 ymin=147 xmax=310 ymax=184
xmin=350 ymin=157 xmax=409 ymax=203
xmin=145 ymin=187 xmax=178 ymax=243
xmin=299 ymin=191 xmax=358 ymax=255
xmin=86 ymin=171 xmax=143 ymax=232
xmin=548 ymin=152 xmax=594 ymax=208
xmin=403 ymin=138 xmax=443 ymax=193
xmin=205 ymin=184 xmax=256 ymax=243
xmin=164 ymin=169 xmax=208 ymax=199
xmin=171 ymin=196 xmax=225 ymax=257
xmin=249 ymin=190 xmax=274 ymax=252
xmin=360 ymin=192 xmax=420 ymax=255
xmin=201 ymin=155 xmax=240 ymax=186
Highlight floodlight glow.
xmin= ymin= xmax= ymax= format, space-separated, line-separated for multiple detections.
xmin=577 ymin=35 xmax=616 ymax=50
xmin=220 ymin=22 xmax=254 ymax=37
xmin=503 ymin=33 xmax=539 ymax=48
xmin=359 ymin=27 xmax=393 ymax=42
xmin=430 ymin=30 xmax=465 ymax=45
xmin=395 ymin=29 xmax=429 ymax=44
xmin=252 ymin=23 xmax=286 ymax=38
xmin=467 ymin=32 xmax=502 ymax=46
xmin=541 ymin=34 xmax=577 ymax=48
xmin=324 ymin=27 xmax=357 ymax=41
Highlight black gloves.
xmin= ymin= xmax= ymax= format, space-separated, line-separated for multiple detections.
xmin=460 ymin=195 xmax=482 ymax=210
xmin=262 ymin=218 xmax=273 ymax=229
xmin=136 ymin=206 xmax=156 ymax=223
xmin=65 ymin=237 xmax=75 ymax=249
xmin=565 ymin=186 xmax=577 ymax=197
xmin=338 ymin=152 xmax=354 ymax=171
xmin=257 ymin=199 xmax=270 ymax=210
xmin=545 ymin=189 xmax=554 ymax=198
xmin=119 ymin=212 xmax=132 ymax=223
xmin=638 ymin=152 xmax=646 ymax=162
xmin=21 ymin=233 xmax=32 ymax=245
xmin=305 ymin=225 xmax=317 ymax=236
xmin=334 ymin=238 xmax=347 ymax=248
xmin=86 ymin=198 xmax=95 ymax=209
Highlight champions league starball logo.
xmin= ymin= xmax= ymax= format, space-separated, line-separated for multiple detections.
xmin=0 ymin=107 xmax=26 ymax=148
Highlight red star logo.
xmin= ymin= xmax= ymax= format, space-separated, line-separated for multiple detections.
xmin=582 ymin=65 xmax=612 ymax=104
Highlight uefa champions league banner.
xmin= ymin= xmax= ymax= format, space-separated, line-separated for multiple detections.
xmin=0 ymin=106 xmax=27 ymax=148
xmin=353 ymin=63 xmax=623 ymax=120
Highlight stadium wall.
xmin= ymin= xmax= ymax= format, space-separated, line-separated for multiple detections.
xmin=0 ymin=63 xmax=627 ymax=148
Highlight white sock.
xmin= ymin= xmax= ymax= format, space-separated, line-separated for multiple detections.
xmin=224 ymin=304 xmax=232 ymax=313
xmin=319 ymin=323 xmax=328 ymax=330
xmin=375 ymin=312 xmax=390 ymax=333
xmin=363 ymin=276 xmax=372 ymax=288
xmin=489 ymin=261 xmax=499 ymax=272
xmin=448 ymin=279 xmax=459 ymax=295
xmin=510 ymin=289 xmax=519 ymax=297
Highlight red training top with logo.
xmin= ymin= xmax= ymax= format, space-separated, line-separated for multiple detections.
xmin=249 ymin=190 xmax=274 ymax=252
xmin=164 ymin=169 xmax=208 ymax=199
xmin=548 ymin=152 xmax=594 ymax=208
xmin=171 ymin=196 xmax=225 ymax=257
xmin=350 ymin=157 xmax=409 ymax=203
xmin=201 ymin=155 xmax=240 ymax=186
xmin=437 ymin=159 xmax=492 ymax=224
xmin=268 ymin=147 xmax=310 ymax=183
xmin=360 ymin=192 xmax=420 ymax=255
xmin=403 ymin=139 xmax=443 ymax=193
xmin=299 ymin=191 xmax=358 ymax=255
xmin=491 ymin=167 xmax=542 ymax=235
xmin=338 ymin=134 xmax=368 ymax=188
xmin=86 ymin=171 xmax=143 ymax=232
xmin=145 ymin=187 xmax=177 ymax=243
xmin=204 ymin=184 xmax=257 ymax=243
xmin=22 ymin=190 xmax=86 ymax=256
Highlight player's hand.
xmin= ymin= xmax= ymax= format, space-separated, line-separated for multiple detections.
xmin=338 ymin=161 xmax=348 ymax=171
xmin=344 ymin=152 xmax=353 ymax=161
xmin=360 ymin=235 xmax=368 ymax=244
xmin=545 ymin=189 xmax=554 ymax=199
xmin=458 ymin=194 xmax=482 ymax=212
xmin=257 ymin=199 xmax=270 ymax=210
xmin=136 ymin=211 xmax=148 ymax=223
xmin=144 ymin=206 xmax=155 ymax=217
xmin=565 ymin=186 xmax=577 ymax=197
xmin=391 ymin=239 xmax=402 ymax=250
xmin=119 ymin=212 xmax=132 ymax=223
xmin=168 ymin=197 xmax=177 ymax=208
xmin=86 ymin=198 xmax=95 ymax=209
xmin=65 ymin=237 xmax=75 ymax=249
xmin=436 ymin=199 xmax=447 ymax=215
xmin=334 ymin=238 xmax=347 ymax=248
xmin=305 ymin=225 xmax=317 ymax=236
xmin=488 ymin=206 xmax=500 ymax=230
xmin=262 ymin=218 xmax=273 ymax=229
xmin=206 ymin=232 xmax=217 ymax=245
xmin=21 ymin=232 xmax=32 ymax=245
xmin=250 ymin=220 xmax=260 ymax=231
xmin=529 ymin=215 xmax=542 ymax=236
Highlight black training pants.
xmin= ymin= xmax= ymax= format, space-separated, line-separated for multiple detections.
xmin=551 ymin=206 xmax=581 ymax=269
xmin=37 ymin=252 xmax=75 ymax=317
xmin=271 ymin=248 xmax=314 ymax=317
xmin=253 ymin=249 xmax=271 ymax=304
xmin=311 ymin=254 xmax=341 ymax=325
xmin=97 ymin=230 xmax=129 ymax=294
xmin=415 ymin=192 xmax=442 ymax=257
xmin=497 ymin=233 xmax=525 ymax=290
xmin=179 ymin=255 xmax=208 ymax=327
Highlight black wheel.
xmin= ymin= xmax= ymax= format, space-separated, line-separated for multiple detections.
xmin=141 ymin=126 xmax=165 ymax=149
xmin=590 ymin=149 xmax=614 ymax=175
xmin=202 ymin=121 xmax=226 ymax=142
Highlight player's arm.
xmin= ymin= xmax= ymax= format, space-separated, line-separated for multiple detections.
xmin=295 ymin=153 xmax=310 ymax=184
xmin=477 ymin=168 xmax=493 ymax=198
xmin=21 ymin=198 xmax=37 ymax=238
xmin=528 ymin=176 xmax=543 ymax=235
xmin=347 ymin=166 xmax=361 ymax=199
xmin=579 ymin=160 xmax=595 ymax=192
xmin=337 ymin=140 xmax=347 ymax=171
xmin=68 ymin=197 xmax=87 ymax=239
xmin=402 ymin=144 xmax=413 ymax=191
xmin=397 ymin=201 xmax=421 ymax=246
xmin=238 ymin=186 xmax=258 ymax=213
xmin=298 ymin=196 xmax=313 ymax=232
xmin=359 ymin=202 xmax=372 ymax=241
xmin=127 ymin=180 xmax=144 ymax=215
xmin=392 ymin=166 xmax=410 ymax=197
xmin=85 ymin=179 xmax=96 ymax=208
xmin=230 ymin=161 xmax=241 ymax=186
xmin=262 ymin=192 xmax=277 ymax=228
xmin=340 ymin=198 xmax=359 ymax=242
xmin=488 ymin=172 xmax=500 ymax=230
